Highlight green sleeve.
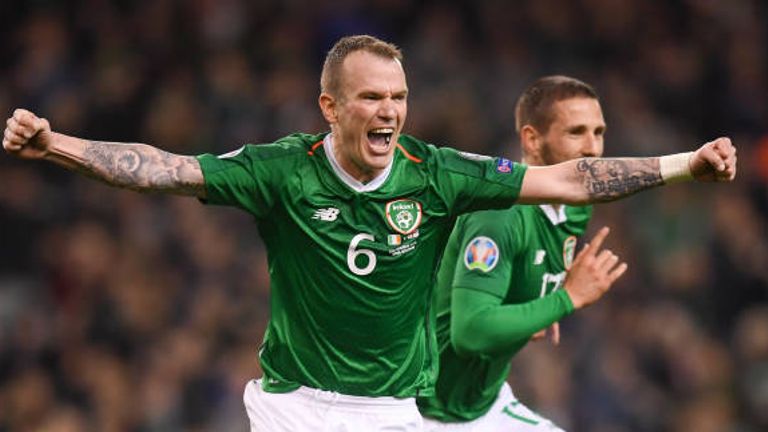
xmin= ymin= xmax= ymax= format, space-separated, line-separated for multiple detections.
xmin=432 ymin=147 xmax=528 ymax=216
xmin=448 ymin=209 xmax=574 ymax=357
xmin=449 ymin=210 xmax=518 ymax=299
xmin=196 ymin=143 xmax=291 ymax=218
xmin=451 ymin=288 xmax=575 ymax=358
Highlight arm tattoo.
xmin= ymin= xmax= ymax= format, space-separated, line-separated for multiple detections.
xmin=576 ymin=158 xmax=663 ymax=202
xmin=76 ymin=141 xmax=205 ymax=196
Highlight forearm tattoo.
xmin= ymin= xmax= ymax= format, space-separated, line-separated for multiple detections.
xmin=76 ymin=141 xmax=205 ymax=196
xmin=576 ymin=158 xmax=663 ymax=202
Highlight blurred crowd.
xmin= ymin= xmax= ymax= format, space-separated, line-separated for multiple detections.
xmin=0 ymin=0 xmax=766 ymax=431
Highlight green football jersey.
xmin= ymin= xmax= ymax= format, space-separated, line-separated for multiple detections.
xmin=418 ymin=204 xmax=591 ymax=420
xmin=196 ymin=132 xmax=527 ymax=397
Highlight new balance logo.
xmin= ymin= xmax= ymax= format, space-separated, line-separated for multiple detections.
xmin=534 ymin=250 xmax=546 ymax=265
xmin=313 ymin=207 xmax=340 ymax=221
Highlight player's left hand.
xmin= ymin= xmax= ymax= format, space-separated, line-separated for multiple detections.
xmin=690 ymin=137 xmax=737 ymax=182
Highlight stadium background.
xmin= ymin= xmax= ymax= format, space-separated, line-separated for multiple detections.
xmin=0 ymin=0 xmax=766 ymax=431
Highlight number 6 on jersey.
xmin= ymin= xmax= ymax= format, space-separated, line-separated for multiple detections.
xmin=348 ymin=233 xmax=377 ymax=275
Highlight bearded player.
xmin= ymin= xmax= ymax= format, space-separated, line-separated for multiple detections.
xmin=418 ymin=76 xmax=626 ymax=431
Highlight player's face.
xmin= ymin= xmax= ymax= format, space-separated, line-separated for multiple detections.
xmin=323 ymin=50 xmax=408 ymax=182
xmin=537 ymin=97 xmax=605 ymax=165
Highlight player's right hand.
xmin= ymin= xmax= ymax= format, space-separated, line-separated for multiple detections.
xmin=531 ymin=322 xmax=560 ymax=346
xmin=563 ymin=226 xmax=627 ymax=310
xmin=3 ymin=109 xmax=52 ymax=160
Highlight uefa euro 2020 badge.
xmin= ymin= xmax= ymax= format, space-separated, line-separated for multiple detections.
xmin=464 ymin=236 xmax=500 ymax=272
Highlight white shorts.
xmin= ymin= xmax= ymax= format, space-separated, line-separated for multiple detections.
xmin=243 ymin=378 xmax=424 ymax=432
xmin=422 ymin=382 xmax=565 ymax=432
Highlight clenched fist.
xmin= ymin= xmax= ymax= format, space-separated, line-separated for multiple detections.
xmin=3 ymin=109 xmax=53 ymax=159
xmin=690 ymin=137 xmax=737 ymax=182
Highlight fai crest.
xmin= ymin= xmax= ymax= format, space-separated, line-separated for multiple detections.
xmin=563 ymin=236 xmax=577 ymax=270
xmin=464 ymin=236 xmax=500 ymax=272
xmin=385 ymin=199 xmax=422 ymax=234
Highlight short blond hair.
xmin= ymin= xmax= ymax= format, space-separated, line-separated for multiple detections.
xmin=320 ymin=35 xmax=403 ymax=97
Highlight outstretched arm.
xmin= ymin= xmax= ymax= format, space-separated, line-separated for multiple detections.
xmin=4 ymin=109 xmax=206 ymax=198
xmin=517 ymin=137 xmax=737 ymax=205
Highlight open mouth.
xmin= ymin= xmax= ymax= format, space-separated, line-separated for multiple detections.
xmin=367 ymin=127 xmax=394 ymax=152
